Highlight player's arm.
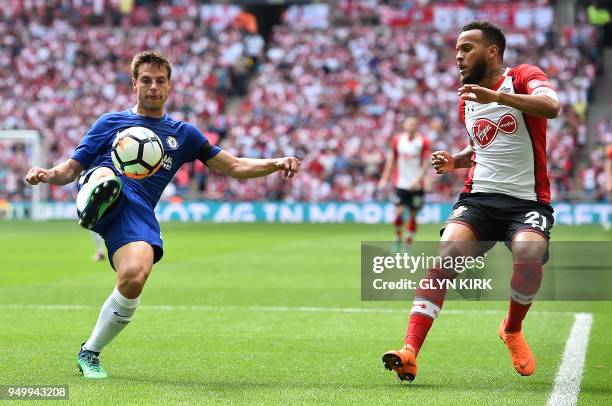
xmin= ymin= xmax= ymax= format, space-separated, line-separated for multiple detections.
xmin=378 ymin=151 xmax=395 ymax=189
xmin=457 ymin=85 xmax=560 ymax=119
xmin=431 ymin=145 xmax=472 ymax=174
xmin=415 ymin=137 xmax=431 ymax=182
xmin=204 ymin=150 xmax=300 ymax=179
xmin=26 ymin=159 xmax=84 ymax=186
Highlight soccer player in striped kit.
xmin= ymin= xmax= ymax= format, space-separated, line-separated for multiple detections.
xmin=383 ymin=21 xmax=560 ymax=382
xmin=379 ymin=116 xmax=431 ymax=246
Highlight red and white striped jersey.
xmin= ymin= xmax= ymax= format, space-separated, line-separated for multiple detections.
xmin=460 ymin=64 xmax=557 ymax=204
xmin=392 ymin=133 xmax=430 ymax=190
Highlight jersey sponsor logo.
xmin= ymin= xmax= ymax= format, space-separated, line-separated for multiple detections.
xmin=472 ymin=114 xmax=518 ymax=148
xmin=161 ymin=155 xmax=173 ymax=171
xmin=527 ymin=79 xmax=552 ymax=89
xmin=165 ymin=136 xmax=178 ymax=150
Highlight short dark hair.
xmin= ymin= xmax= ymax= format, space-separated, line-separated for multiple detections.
xmin=131 ymin=50 xmax=172 ymax=80
xmin=460 ymin=21 xmax=506 ymax=60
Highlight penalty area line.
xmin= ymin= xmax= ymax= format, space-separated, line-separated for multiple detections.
xmin=547 ymin=312 xmax=593 ymax=406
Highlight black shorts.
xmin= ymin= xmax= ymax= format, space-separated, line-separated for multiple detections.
xmin=441 ymin=192 xmax=554 ymax=241
xmin=440 ymin=193 xmax=554 ymax=263
xmin=394 ymin=188 xmax=424 ymax=211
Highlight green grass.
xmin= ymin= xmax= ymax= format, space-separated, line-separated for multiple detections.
xmin=0 ymin=222 xmax=610 ymax=404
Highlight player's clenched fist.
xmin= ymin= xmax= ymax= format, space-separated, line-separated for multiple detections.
xmin=275 ymin=157 xmax=300 ymax=178
xmin=25 ymin=167 xmax=53 ymax=185
xmin=431 ymin=151 xmax=454 ymax=174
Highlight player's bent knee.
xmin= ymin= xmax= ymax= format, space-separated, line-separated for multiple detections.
xmin=88 ymin=167 xmax=116 ymax=184
xmin=512 ymin=243 xmax=547 ymax=263
xmin=512 ymin=232 xmax=548 ymax=263
xmin=117 ymin=264 xmax=150 ymax=297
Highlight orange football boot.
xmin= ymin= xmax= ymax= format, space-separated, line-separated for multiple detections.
xmin=382 ymin=345 xmax=418 ymax=382
xmin=498 ymin=318 xmax=536 ymax=376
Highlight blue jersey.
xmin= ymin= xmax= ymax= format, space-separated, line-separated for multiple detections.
xmin=71 ymin=108 xmax=221 ymax=208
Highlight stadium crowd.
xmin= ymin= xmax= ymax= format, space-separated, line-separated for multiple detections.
xmin=0 ymin=0 xmax=607 ymax=203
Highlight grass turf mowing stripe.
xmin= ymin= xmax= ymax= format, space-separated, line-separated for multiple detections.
xmin=547 ymin=312 xmax=594 ymax=406
xmin=0 ymin=303 xmax=576 ymax=316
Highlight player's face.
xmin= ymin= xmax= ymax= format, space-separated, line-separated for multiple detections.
xmin=403 ymin=117 xmax=417 ymax=133
xmin=456 ymin=30 xmax=489 ymax=85
xmin=133 ymin=64 xmax=171 ymax=115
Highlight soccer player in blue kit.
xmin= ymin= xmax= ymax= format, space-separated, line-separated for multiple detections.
xmin=26 ymin=51 xmax=300 ymax=379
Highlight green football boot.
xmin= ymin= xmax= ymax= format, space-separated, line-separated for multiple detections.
xmin=77 ymin=345 xmax=108 ymax=379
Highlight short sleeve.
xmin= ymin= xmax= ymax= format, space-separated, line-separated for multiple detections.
xmin=70 ymin=113 xmax=114 ymax=169
xmin=511 ymin=64 xmax=556 ymax=96
xmin=183 ymin=123 xmax=221 ymax=163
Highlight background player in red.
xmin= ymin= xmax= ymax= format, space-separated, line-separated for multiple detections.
xmin=379 ymin=116 xmax=430 ymax=245
xmin=382 ymin=21 xmax=560 ymax=382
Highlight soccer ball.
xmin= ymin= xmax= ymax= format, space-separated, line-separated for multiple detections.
xmin=111 ymin=127 xmax=164 ymax=179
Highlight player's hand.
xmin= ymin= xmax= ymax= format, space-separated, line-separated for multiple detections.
xmin=25 ymin=167 xmax=54 ymax=185
xmin=458 ymin=84 xmax=499 ymax=104
xmin=431 ymin=151 xmax=454 ymax=175
xmin=378 ymin=179 xmax=388 ymax=190
xmin=275 ymin=157 xmax=300 ymax=179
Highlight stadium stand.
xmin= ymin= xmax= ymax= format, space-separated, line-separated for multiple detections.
xmin=0 ymin=0 xmax=607 ymax=203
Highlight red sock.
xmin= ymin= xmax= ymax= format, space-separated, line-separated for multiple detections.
xmin=404 ymin=268 xmax=456 ymax=356
xmin=407 ymin=216 xmax=417 ymax=234
xmin=404 ymin=314 xmax=433 ymax=355
xmin=394 ymin=214 xmax=403 ymax=239
xmin=405 ymin=216 xmax=417 ymax=243
xmin=505 ymin=261 xmax=543 ymax=332
xmin=505 ymin=300 xmax=532 ymax=333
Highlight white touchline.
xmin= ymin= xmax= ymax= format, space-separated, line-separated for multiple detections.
xmin=0 ymin=303 xmax=575 ymax=316
xmin=547 ymin=312 xmax=594 ymax=406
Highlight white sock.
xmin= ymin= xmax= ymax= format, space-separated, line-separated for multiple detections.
xmin=84 ymin=287 xmax=140 ymax=353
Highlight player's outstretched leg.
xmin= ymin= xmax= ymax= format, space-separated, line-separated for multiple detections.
xmin=78 ymin=242 xmax=152 ymax=379
xmin=77 ymin=343 xmax=108 ymax=379
xmin=77 ymin=167 xmax=122 ymax=230
xmin=382 ymin=267 xmax=454 ymax=382
xmin=383 ymin=225 xmax=477 ymax=383
xmin=499 ymin=235 xmax=546 ymax=376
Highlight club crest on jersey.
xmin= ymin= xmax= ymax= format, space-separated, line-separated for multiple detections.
xmin=472 ymin=114 xmax=518 ymax=148
xmin=166 ymin=136 xmax=178 ymax=150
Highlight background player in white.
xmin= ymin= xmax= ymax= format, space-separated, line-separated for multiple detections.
xmin=26 ymin=51 xmax=300 ymax=379
xmin=91 ymin=232 xmax=105 ymax=261
xmin=379 ymin=117 xmax=430 ymax=245
xmin=383 ymin=21 xmax=560 ymax=382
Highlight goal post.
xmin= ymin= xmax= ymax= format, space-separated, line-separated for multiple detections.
xmin=0 ymin=130 xmax=43 ymax=220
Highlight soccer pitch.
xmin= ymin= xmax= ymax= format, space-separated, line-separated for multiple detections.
xmin=0 ymin=222 xmax=610 ymax=404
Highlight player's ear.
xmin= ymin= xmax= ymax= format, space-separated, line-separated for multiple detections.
xmin=132 ymin=77 xmax=137 ymax=90
xmin=488 ymin=44 xmax=499 ymax=61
